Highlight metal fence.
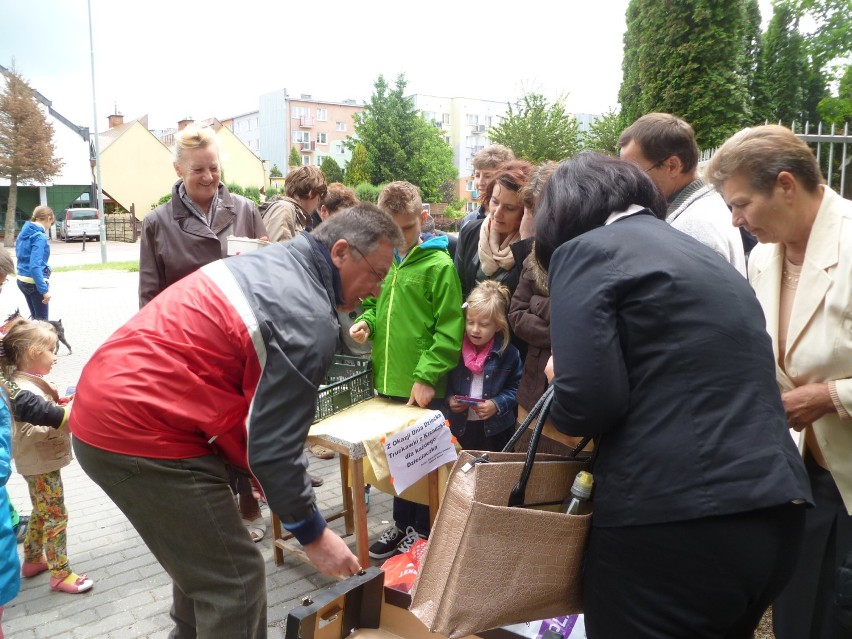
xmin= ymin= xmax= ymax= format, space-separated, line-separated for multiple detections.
xmin=104 ymin=212 xmax=139 ymax=243
xmin=701 ymin=122 xmax=851 ymax=198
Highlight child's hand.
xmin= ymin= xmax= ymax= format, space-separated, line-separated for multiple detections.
xmin=349 ymin=322 xmax=370 ymax=344
xmin=448 ymin=396 xmax=468 ymax=413
xmin=58 ymin=393 xmax=75 ymax=406
xmin=473 ymin=400 xmax=498 ymax=420
xmin=407 ymin=383 xmax=435 ymax=408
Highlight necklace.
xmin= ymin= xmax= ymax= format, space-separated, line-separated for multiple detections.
xmin=782 ymin=259 xmax=802 ymax=289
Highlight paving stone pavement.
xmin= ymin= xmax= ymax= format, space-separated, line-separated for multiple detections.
xmin=3 ymin=240 xmax=396 ymax=638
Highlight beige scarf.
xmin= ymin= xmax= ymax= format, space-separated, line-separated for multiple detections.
xmin=478 ymin=216 xmax=519 ymax=276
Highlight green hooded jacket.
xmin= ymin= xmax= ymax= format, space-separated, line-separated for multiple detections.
xmin=357 ymin=234 xmax=464 ymax=399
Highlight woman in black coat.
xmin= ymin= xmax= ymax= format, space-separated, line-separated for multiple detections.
xmin=536 ymin=153 xmax=812 ymax=639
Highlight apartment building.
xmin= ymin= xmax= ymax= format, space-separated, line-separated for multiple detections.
xmin=287 ymin=94 xmax=363 ymax=174
xmin=410 ymin=94 xmax=510 ymax=209
xmin=225 ymin=90 xmax=364 ymax=182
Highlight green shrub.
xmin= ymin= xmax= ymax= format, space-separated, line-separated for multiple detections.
xmin=266 ymin=187 xmax=281 ymax=199
xmin=355 ymin=182 xmax=381 ymax=203
xmin=151 ymin=193 xmax=172 ymax=209
xmin=243 ymin=186 xmax=261 ymax=205
xmin=227 ymin=183 xmax=245 ymax=196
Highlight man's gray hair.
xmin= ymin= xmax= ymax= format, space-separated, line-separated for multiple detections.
xmin=312 ymin=202 xmax=403 ymax=253
xmin=0 ymin=248 xmax=14 ymax=277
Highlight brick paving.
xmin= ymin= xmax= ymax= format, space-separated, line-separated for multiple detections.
xmin=3 ymin=240 xmax=396 ymax=638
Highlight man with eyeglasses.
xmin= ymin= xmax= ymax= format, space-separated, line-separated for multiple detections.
xmin=69 ymin=204 xmax=403 ymax=639
xmin=618 ymin=113 xmax=747 ymax=275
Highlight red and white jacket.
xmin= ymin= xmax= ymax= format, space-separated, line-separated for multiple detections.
xmin=70 ymin=234 xmax=341 ymax=540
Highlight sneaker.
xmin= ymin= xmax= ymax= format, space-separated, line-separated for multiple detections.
xmin=369 ymin=525 xmax=404 ymax=559
xmin=396 ymin=526 xmax=425 ymax=554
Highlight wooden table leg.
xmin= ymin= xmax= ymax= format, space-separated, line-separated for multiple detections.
xmin=271 ymin=512 xmax=284 ymax=566
xmin=339 ymin=454 xmax=354 ymax=535
xmin=427 ymin=469 xmax=440 ymax=526
xmin=351 ymin=458 xmax=370 ymax=568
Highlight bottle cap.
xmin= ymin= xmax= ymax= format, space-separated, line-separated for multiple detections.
xmin=571 ymin=471 xmax=594 ymax=499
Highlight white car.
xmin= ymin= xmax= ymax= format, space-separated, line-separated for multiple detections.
xmin=60 ymin=208 xmax=100 ymax=242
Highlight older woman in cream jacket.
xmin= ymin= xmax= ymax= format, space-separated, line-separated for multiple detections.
xmin=708 ymin=125 xmax=852 ymax=639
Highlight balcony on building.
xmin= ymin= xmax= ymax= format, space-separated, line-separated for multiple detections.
xmin=300 ymin=116 xmax=314 ymax=128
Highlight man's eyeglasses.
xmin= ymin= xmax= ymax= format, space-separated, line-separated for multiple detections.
xmin=351 ymin=245 xmax=386 ymax=285
xmin=643 ymin=161 xmax=664 ymax=173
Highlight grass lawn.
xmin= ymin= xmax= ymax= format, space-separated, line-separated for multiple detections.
xmin=52 ymin=260 xmax=138 ymax=273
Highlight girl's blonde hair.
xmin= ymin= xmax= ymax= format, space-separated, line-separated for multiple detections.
xmin=465 ymin=280 xmax=511 ymax=353
xmin=32 ymin=205 xmax=55 ymax=224
xmin=1 ymin=319 xmax=57 ymax=380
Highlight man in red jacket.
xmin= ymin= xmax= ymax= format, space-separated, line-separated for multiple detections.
xmin=71 ymin=204 xmax=402 ymax=639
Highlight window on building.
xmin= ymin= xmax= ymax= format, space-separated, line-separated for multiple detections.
xmin=316 ymin=108 xmax=328 ymax=121
xmin=316 ymin=154 xmax=326 ymax=166
xmin=335 ymin=143 xmax=345 ymax=154
xmin=293 ymin=131 xmax=310 ymax=144
xmin=466 ymin=114 xmax=479 ymax=125
xmin=335 ymin=121 xmax=346 ymax=132
xmin=443 ymin=113 xmax=450 ymax=124
xmin=301 ymin=155 xmax=310 ymax=166
xmin=317 ymin=132 xmax=328 ymax=144
xmin=444 ymin=136 xmax=451 ymax=145
xmin=293 ymin=106 xmax=311 ymax=118
xmin=466 ymin=180 xmax=475 ymax=192
xmin=484 ymin=116 xmax=492 ymax=127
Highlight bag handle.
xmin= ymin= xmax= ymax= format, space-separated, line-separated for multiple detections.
xmin=505 ymin=386 xmax=594 ymax=507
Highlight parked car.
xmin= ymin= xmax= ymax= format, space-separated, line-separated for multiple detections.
xmin=60 ymin=208 xmax=100 ymax=241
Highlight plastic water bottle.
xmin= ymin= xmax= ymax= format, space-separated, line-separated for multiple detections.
xmin=564 ymin=471 xmax=594 ymax=515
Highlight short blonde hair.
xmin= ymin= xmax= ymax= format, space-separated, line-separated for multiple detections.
xmin=174 ymin=125 xmax=218 ymax=164
xmin=378 ymin=181 xmax=423 ymax=218
xmin=31 ymin=205 xmax=54 ymax=223
xmin=465 ymin=280 xmax=511 ymax=353
xmin=473 ymin=145 xmax=515 ymax=171
xmin=706 ymin=124 xmax=823 ymax=195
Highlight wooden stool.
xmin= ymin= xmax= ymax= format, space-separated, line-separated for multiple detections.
xmin=272 ymin=398 xmax=444 ymax=568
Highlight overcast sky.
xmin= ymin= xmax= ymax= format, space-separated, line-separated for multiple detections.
xmin=2 ymin=0 xmax=776 ymax=133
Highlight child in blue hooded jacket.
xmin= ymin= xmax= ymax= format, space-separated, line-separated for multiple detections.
xmin=15 ymin=206 xmax=54 ymax=321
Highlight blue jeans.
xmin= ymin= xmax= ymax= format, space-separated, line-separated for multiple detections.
xmin=16 ymin=280 xmax=48 ymax=320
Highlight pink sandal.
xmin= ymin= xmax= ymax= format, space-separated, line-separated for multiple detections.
xmin=21 ymin=559 xmax=49 ymax=578
xmin=50 ymin=572 xmax=94 ymax=594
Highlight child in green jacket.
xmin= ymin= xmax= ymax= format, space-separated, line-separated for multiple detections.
xmin=350 ymin=181 xmax=464 ymax=559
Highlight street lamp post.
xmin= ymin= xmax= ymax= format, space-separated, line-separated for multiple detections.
xmin=87 ymin=0 xmax=107 ymax=263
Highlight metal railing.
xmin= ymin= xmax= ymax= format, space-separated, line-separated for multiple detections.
xmin=701 ymin=121 xmax=851 ymax=198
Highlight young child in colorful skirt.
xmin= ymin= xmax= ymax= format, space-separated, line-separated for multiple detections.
xmin=3 ymin=319 xmax=93 ymax=594
xmin=446 ymin=280 xmax=523 ymax=451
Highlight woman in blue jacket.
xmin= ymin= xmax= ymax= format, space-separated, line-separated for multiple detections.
xmin=446 ymin=280 xmax=523 ymax=451
xmin=15 ymin=206 xmax=54 ymax=321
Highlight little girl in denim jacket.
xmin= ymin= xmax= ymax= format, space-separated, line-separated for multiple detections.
xmin=446 ymin=280 xmax=523 ymax=451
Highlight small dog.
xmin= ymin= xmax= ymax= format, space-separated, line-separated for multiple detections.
xmin=1 ymin=310 xmax=71 ymax=354
xmin=49 ymin=319 xmax=72 ymax=355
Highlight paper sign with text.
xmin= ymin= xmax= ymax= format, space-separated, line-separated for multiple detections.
xmin=384 ymin=410 xmax=457 ymax=494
